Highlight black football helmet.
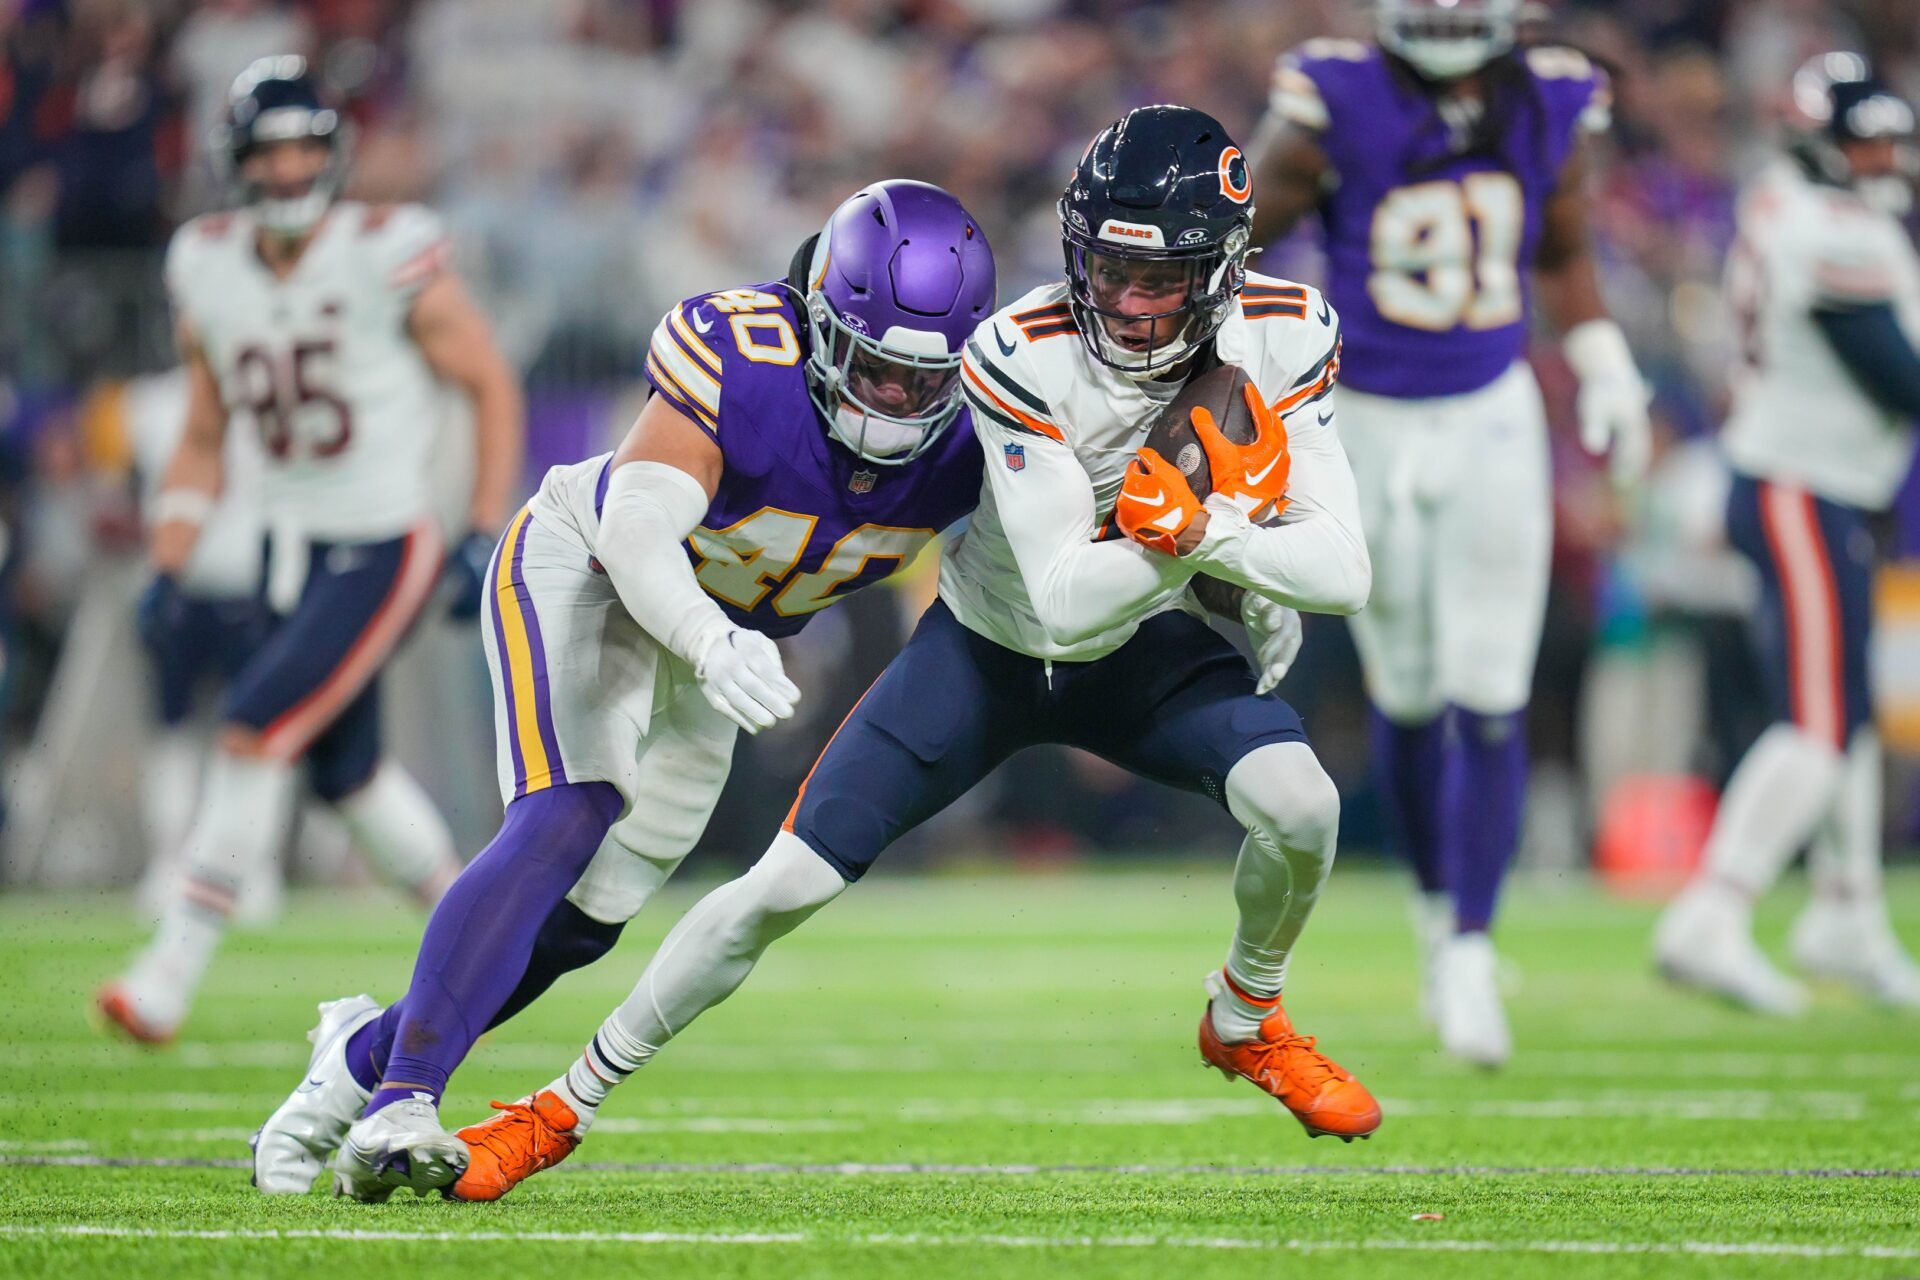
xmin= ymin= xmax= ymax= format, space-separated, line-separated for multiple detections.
xmin=214 ymin=55 xmax=348 ymax=234
xmin=1058 ymin=105 xmax=1255 ymax=377
xmin=1789 ymin=52 xmax=1916 ymax=214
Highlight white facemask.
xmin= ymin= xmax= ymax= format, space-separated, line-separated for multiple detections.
xmin=255 ymin=188 xmax=332 ymax=235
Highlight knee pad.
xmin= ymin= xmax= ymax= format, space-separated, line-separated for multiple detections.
xmin=1225 ymin=742 xmax=1341 ymax=854
xmin=727 ymin=831 xmax=849 ymax=949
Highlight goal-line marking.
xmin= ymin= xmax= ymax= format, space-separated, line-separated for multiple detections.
xmin=0 ymin=1224 xmax=1914 ymax=1260
xmin=5 ymin=1153 xmax=1917 ymax=1178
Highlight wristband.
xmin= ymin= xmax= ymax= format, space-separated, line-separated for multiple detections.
xmin=151 ymin=488 xmax=216 ymax=527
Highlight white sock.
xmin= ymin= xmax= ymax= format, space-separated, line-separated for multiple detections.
xmin=1807 ymin=728 xmax=1883 ymax=904
xmin=546 ymin=1070 xmax=603 ymax=1135
xmin=332 ymin=762 xmax=462 ymax=905
xmin=557 ymin=834 xmax=845 ymax=1125
xmin=1212 ymin=744 xmax=1338 ymax=1042
xmin=140 ymin=728 xmax=203 ymax=866
xmin=126 ymin=752 xmax=293 ymax=1025
xmin=1695 ymin=723 xmax=1843 ymax=898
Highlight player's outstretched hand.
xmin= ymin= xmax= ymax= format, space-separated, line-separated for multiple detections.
xmin=694 ymin=627 xmax=801 ymax=735
xmin=441 ymin=530 xmax=497 ymax=621
xmin=135 ymin=573 xmax=184 ymax=658
xmin=1194 ymin=383 xmax=1292 ymax=521
xmin=1116 ymin=447 xmax=1204 ymax=556
xmin=1241 ymin=593 xmax=1303 ymax=695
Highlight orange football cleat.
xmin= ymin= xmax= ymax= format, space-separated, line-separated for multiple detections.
xmin=1197 ymin=971 xmax=1381 ymax=1141
xmin=448 ymin=1090 xmax=581 ymax=1202
xmin=94 ymin=983 xmax=174 ymax=1047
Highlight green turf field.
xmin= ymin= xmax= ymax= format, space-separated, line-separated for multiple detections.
xmin=2 ymin=864 xmax=1917 ymax=1278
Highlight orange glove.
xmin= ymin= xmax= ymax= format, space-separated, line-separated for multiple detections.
xmin=1194 ymin=382 xmax=1292 ymax=521
xmin=1115 ymin=446 xmax=1204 ymax=556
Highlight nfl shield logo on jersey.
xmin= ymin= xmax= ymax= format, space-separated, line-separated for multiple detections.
xmin=1004 ymin=443 xmax=1026 ymax=472
xmin=848 ymin=468 xmax=877 ymax=494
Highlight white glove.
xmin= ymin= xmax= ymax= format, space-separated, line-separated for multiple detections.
xmin=1565 ymin=318 xmax=1652 ymax=486
xmin=1240 ymin=592 xmax=1303 ymax=696
xmin=692 ymin=626 xmax=800 ymax=735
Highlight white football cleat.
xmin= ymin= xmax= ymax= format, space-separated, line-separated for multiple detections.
xmin=1790 ymin=899 xmax=1920 ymax=1010
xmin=1654 ymin=886 xmax=1808 ymax=1016
xmin=252 ymin=995 xmax=380 ymax=1194
xmin=333 ymin=1095 xmax=469 ymax=1202
xmin=1431 ymin=931 xmax=1512 ymax=1069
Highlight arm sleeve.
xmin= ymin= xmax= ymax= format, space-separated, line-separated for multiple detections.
xmin=1189 ymin=397 xmax=1372 ymax=616
xmin=1813 ymin=302 xmax=1920 ymax=420
xmin=968 ymin=409 xmax=1197 ymax=649
xmin=595 ymin=460 xmax=733 ymax=665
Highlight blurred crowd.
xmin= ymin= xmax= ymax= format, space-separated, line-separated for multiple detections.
xmin=3 ymin=0 xmax=1919 ymax=874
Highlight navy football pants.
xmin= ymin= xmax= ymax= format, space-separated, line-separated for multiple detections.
xmin=1725 ymin=473 xmax=1874 ymax=751
xmin=787 ymin=599 xmax=1309 ymax=880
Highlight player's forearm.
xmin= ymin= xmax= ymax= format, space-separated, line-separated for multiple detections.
xmin=1190 ymin=500 xmax=1371 ymax=616
xmin=1027 ymin=540 xmax=1197 ymax=649
xmin=1534 ymin=249 xmax=1610 ymax=334
xmin=1813 ymin=303 xmax=1920 ymax=419
xmin=464 ymin=359 xmax=525 ymax=534
xmin=149 ymin=434 xmax=224 ymax=575
xmin=596 ymin=460 xmax=733 ymax=665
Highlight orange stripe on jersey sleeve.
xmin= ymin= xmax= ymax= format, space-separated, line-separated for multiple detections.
xmin=961 ymin=361 xmax=1065 ymax=442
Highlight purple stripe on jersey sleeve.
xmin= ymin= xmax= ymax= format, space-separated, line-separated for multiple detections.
xmin=486 ymin=521 xmax=529 ymax=793
xmin=594 ymin=455 xmax=613 ymax=522
xmin=506 ymin=514 xmax=570 ymax=793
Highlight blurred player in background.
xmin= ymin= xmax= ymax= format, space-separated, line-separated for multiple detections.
xmin=448 ymin=107 xmax=1380 ymax=1203
xmin=1248 ymin=0 xmax=1652 ymax=1065
xmin=251 ymin=181 xmax=997 ymax=1201
xmin=1655 ymin=55 xmax=1920 ymax=1015
xmin=97 ymin=56 xmax=524 ymax=1045
xmin=121 ymin=367 xmax=276 ymax=924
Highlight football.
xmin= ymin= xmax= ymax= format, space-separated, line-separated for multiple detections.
xmin=1139 ymin=363 xmax=1263 ymax=618
xmin=1140 ymin=362 xmax=1260 ymax=500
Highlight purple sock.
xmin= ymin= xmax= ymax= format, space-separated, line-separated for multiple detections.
xmin=1370 ymin=707 xmax=1447 ymax=894
xmin=1438 ymin=707 xmax=1528 ymax=933
xmin=345 ymin=900 xmax=624 ymax=1096
xmin=365 ymin=781 xmax=622 ymax=1113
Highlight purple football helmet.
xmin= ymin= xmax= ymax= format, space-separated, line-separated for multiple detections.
xmin=801 ymin=180 xmax=996 ymax=465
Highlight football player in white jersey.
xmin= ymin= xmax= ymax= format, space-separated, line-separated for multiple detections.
xmin=432 ymin=107 xmax=1383 ymax=1202
xmin=1655 ymin=55 xmax=1920 ymax=1014
xmin=120 ymin=367 xmax=278 ymax=923
xmin=97 ymin=57 xmax=524 ymax=1044
xmin=1246 ymin=0 xmax=1653 ymax=1066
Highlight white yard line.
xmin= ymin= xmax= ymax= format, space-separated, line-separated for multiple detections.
xmin=0 ymin=1090 xmax=1874 ymax=1124
xmin=0 ymin=1224 xmax=1913 ymax=1260
xmin=6 ymin=1153 xmax=1916 ymax=1178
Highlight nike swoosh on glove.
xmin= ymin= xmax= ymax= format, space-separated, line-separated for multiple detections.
xmin=693 ymin=627 xmax=801 ymax=734
xmin=1194 ymin=382 xmax=1292 ymax=520
xmin=1116 ymin=446 xmax=1205 ymax=556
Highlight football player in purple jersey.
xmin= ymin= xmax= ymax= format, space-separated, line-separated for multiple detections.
xmin=249 ymin=180 xmax=995 ymax=1201
xmin=1246 ymin=1 xmax=1653 ymax=1066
